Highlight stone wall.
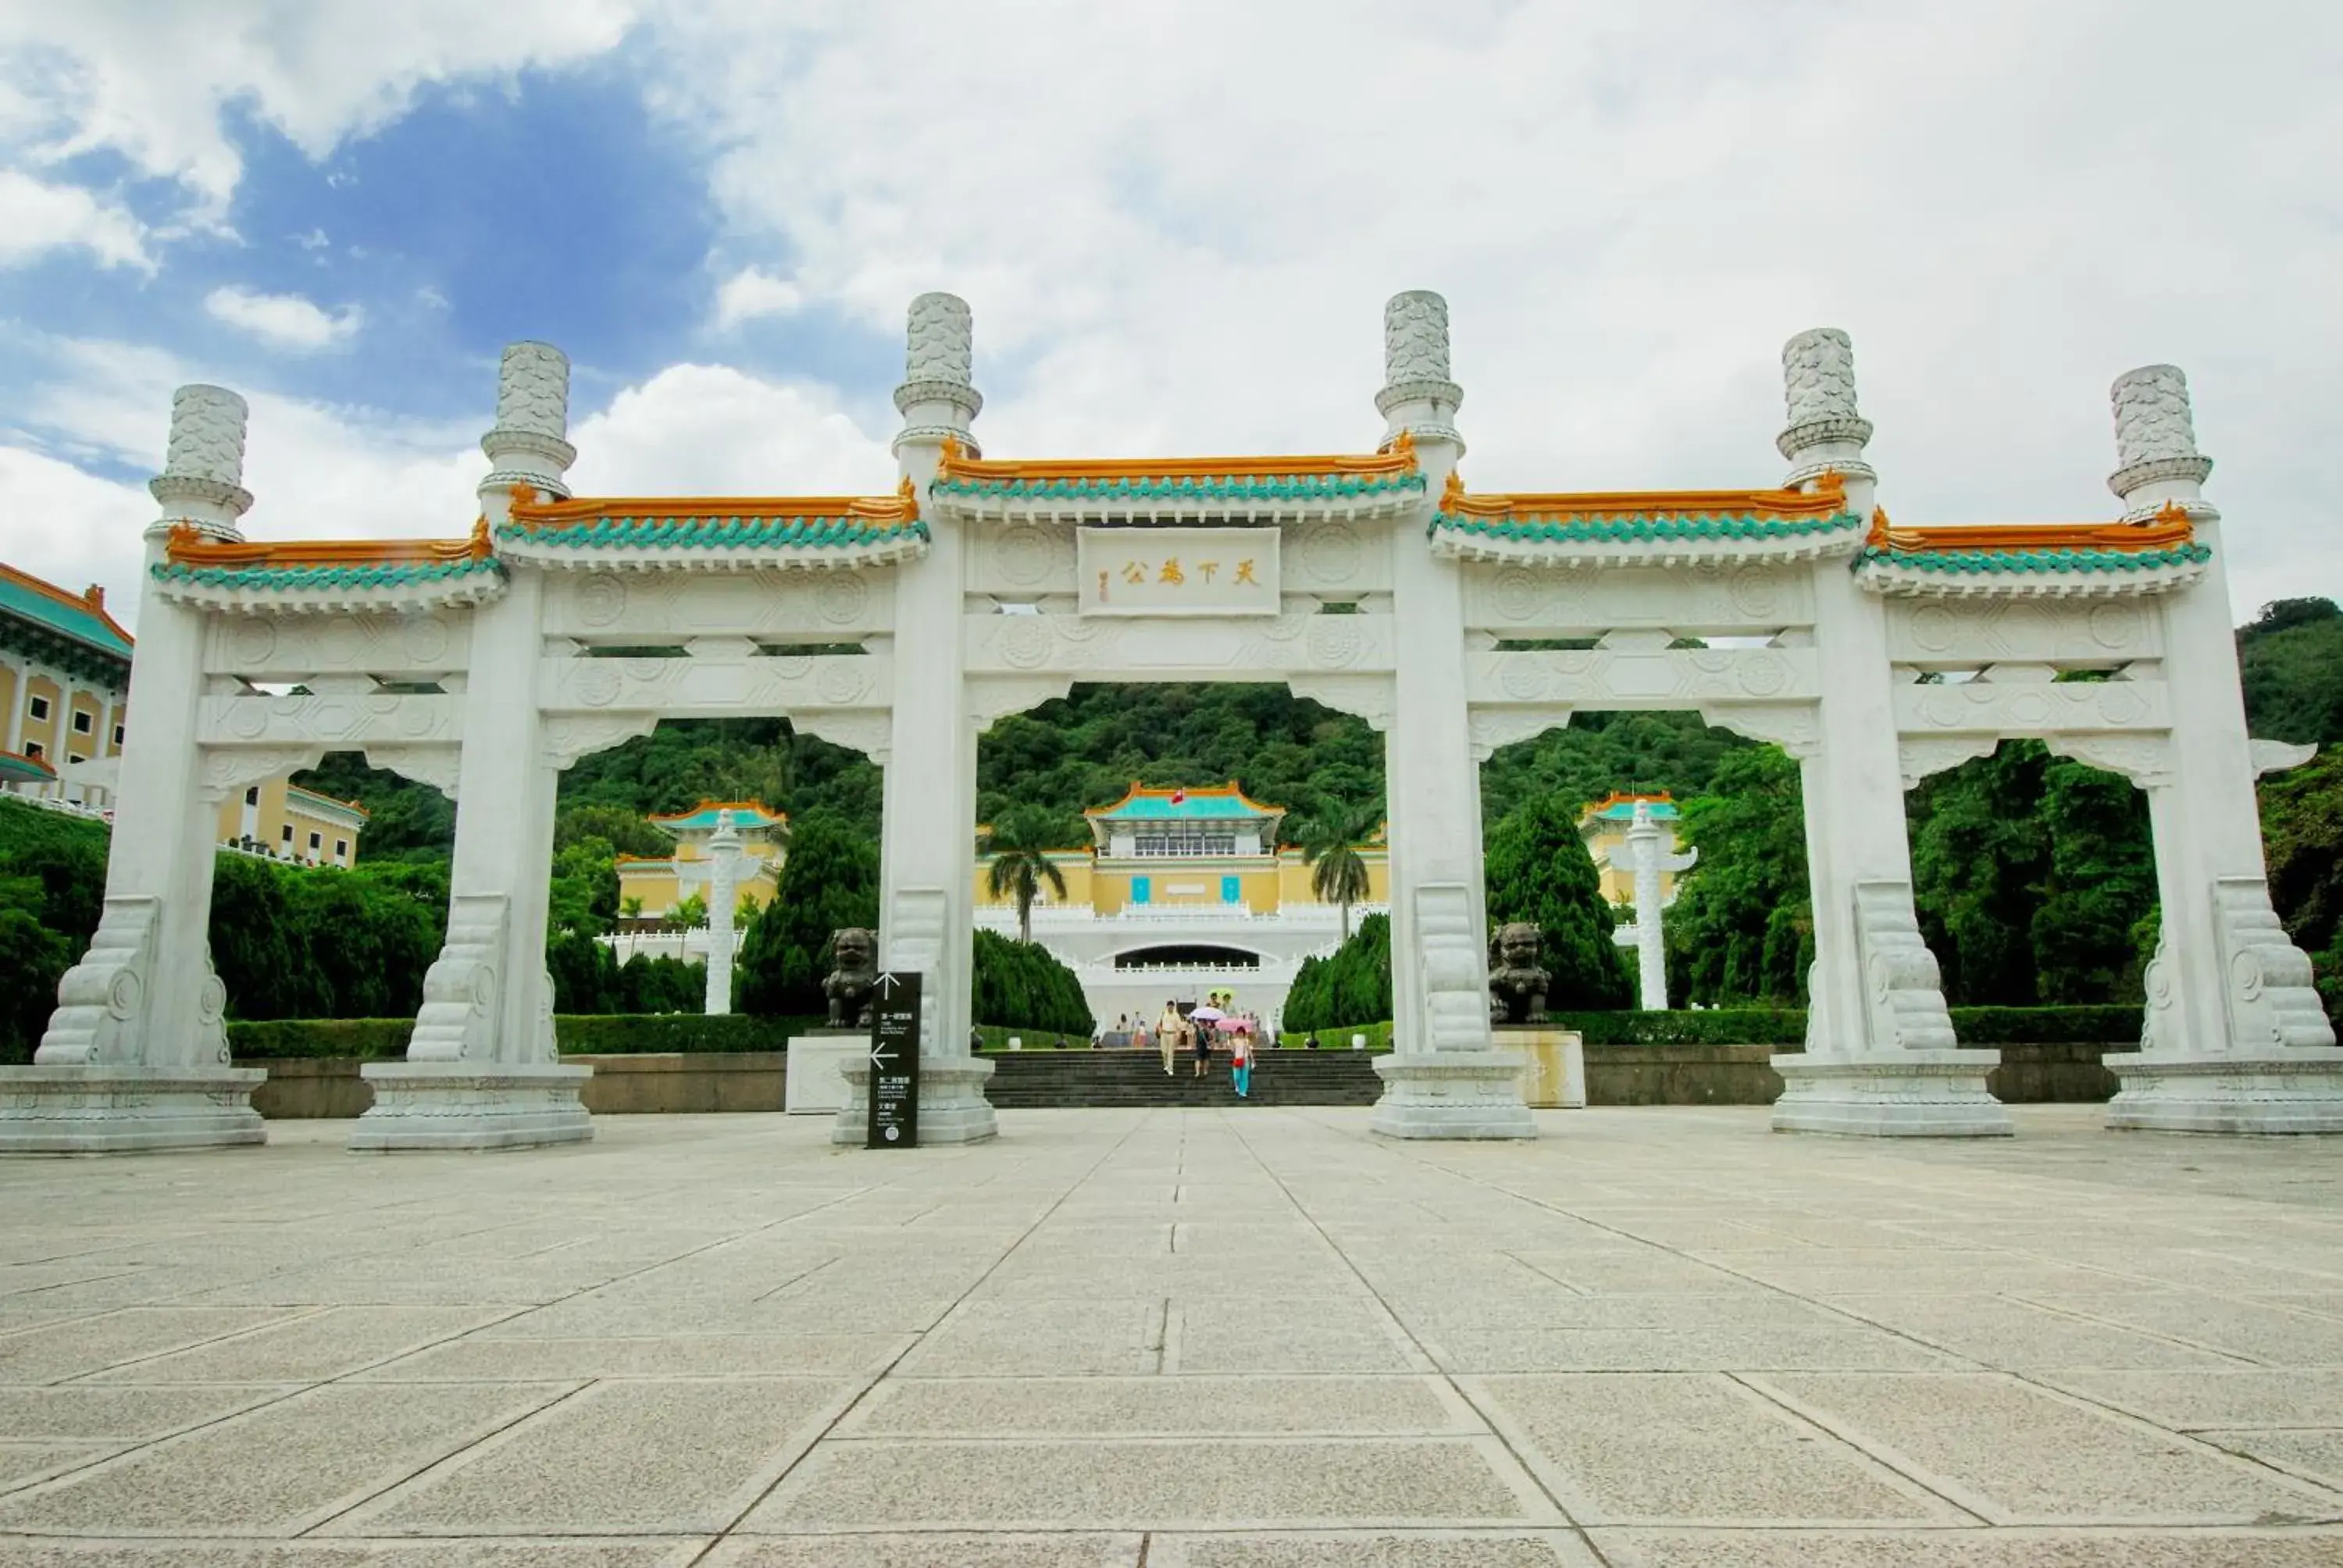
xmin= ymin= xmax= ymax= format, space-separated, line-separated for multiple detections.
xmin=241 ymin=1042 xmax=2122 ymax=1118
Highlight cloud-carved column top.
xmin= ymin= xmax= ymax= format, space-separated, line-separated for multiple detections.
xmin=2109 ymin=363 xmax=2213 ymax=500
xmin=482 ymin=340 xmax=577 ymax=499
xmin=895 ymin=291 xmax=983 ymax=437
xmin=151 ymin=383 xmax=254 ymax=536
xmin=1376 ymin=290 xmax=1464 ymax=446
xmin=1776 ymin=327 xmax=1874 ymax=461
xmin=494 ymin=341 xmax=572 ymax=439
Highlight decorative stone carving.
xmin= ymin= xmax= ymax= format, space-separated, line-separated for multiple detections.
xmin=1699 ymin=703 xmax=1822 ymax=758
xmin=905 ymin=292 xmax=974 ymax=386
xmin=1487 ymin=922 xmax=1550 ymax=1026
xmin=1418 ymin=882 xmax=1491 ymax=1052
xmin=2250 ymin=739 xmax=2317 ymax=777
xmin=151 ymin=384 xmax=254 ymax=530
xmin=540 ymin=713 xmax=659 ymax=771
xmin=1849 ymin=880 xmax=1960 ymax=1052
xmin=1382 ymin=290 xmax=1452 ymax=387
xmin=1605 ymin=800 xmax=1695 ymax=1010
xmin=2211 ymin=877 xmax=2338 ymax=1050
xmin=1776 ymin=327 xmax=1874 ymax=463
xmin=824 ymin=928 xmax=879 ymax=1029
xmin=481 ymin=340 xmax=577 ymax=498
xmin=704 ymin=811 xmax=744 ymax=1017
xmin=1286 ymin=674 xmax=1396 ymax=732
xmin=1898 ymin=736 xmax=1999 ymax=789
xmin=2042 ymin=731 xmax=2174 ymax=788
xmin=1467 ymin=706 xmax=1571 ymax=762
xmin=363 ymin=746 xmax=462 ymax=800
xmin=35 ymin=897 xmax=162 ymax=1065
xmin=494 ymin=342 xmax=571 ymax=438
xmin=885 ymin=886 xmax=950 ymax=1057
xmin=790 ymin=707 xmax=893 ymax=765
xmin=197 ymin=746 xmax=325 ymax=804
xmin=968 ymin=674 xmax=1074 ymax=731
xmin=163 ymin=385 xmax=249 ymax=486
xmin=408 ymin=894 xmax=507 ymax=1062
xmin=2109 ymin=364 xmax=2213 ymax=498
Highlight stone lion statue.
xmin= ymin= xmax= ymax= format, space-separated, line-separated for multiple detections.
xmin=1488 ymin=921 xmax=1551 ymax=1027
xmin=824 ymin=927 xmax=879 ymax=1028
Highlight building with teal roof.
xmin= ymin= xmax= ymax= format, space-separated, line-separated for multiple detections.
xmin=0 ymin=561 xmax=133 ymax=806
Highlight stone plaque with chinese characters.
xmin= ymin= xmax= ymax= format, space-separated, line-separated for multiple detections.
xmin=1076 ymin=526 xmax=1280 ymax=617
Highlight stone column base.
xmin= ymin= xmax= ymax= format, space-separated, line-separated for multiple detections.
xmin=833 ymin=1058 xmax=998 ymax=1146
xmin=2105 ymin=1049 xmax=2343 ymax=1134
xmin=786 ymin=1032 xmax=866 ymax=1114
xmin=1772 ymin=1050 xmax=2012 ymax=1137
xmin=348 ymin=1061 xmax=594 ymax=1152
xmin=1370 ymin=1051 xmax=1537 ymax=1140
xmin=0 ymin=1065 xmax=267 ymax=1153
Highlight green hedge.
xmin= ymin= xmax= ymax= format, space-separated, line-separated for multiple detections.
xmin=1561 ymin=1009 xmax=1808 ymax=1046
xmin=227 ymin=1013 xmax=822 ymax=1060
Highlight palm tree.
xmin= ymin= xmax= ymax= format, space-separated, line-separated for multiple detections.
xmin=1300 ymin=799 xmax=1380 ymax=941
xmin=983 ymin=805 xmax=1070 ymax=944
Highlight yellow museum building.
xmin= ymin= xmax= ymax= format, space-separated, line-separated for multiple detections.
xmin=616 ymin=801 xmax=787 ymax=920
xmin=1578 ymin=792 xmax=1686 ymax=906
xmin=973 ymin=782 xmax=1390 ymax=916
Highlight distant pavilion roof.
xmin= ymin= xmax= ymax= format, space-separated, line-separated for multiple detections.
xmin=1086 ymin=782 xmax=1286 ymax=822
xmin=1580 ymin=792 xmax=1680 ymax=825
xmin=649 ymin=800 xmax=789 ymax=834
xmin=0 ymin=749 xmax=57 ymax=785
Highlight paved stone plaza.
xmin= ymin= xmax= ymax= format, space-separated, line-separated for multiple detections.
xmin=5 ymin=1107 xmax=2343 ymax=1564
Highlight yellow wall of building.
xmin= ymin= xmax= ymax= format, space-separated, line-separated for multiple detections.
xmin=1579 ymin=821 xmax=1682 ymax=907
xmin=216 ymin=779 xmax=368 ymax=867
xmin=973 ymin=846 xmax=1390 ymax=918
xmin=2 ymin=645 xmax=127 ymax=801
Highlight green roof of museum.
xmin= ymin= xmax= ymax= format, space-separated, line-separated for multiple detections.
xmin=1086 ymin=783 xmax=1285 ymax=821
xmin=0 ymin=564 xmax=134 ymax=663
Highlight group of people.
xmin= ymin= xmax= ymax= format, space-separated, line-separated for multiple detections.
xmin=1113 ymin=999 xmax=1263 ymax=1098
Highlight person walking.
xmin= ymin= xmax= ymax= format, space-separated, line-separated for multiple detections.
xmin=1157 ymin=1001 xmax=1182 ymax=1078
xmin=1229 ymin=1028 xmax=1252 ymax=1099
xmin=1192 ymin=1014 xmax=1213 ymax=1080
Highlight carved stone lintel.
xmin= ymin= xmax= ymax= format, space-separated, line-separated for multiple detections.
xmin=364 ymin=745 xmax=462 ymax=800
xmin=539 ymin=713 xmax=659 ymax=772
xmin=968 ymin=675 xmax=1072 ymax=731
xmin=1899 ymin=736 xmax=1999 ymax=790
xmin=1287 ymin=674 xmax=1396 ymax=732
xmin=197 ymin=746 xmax=326 ymax=805
xmin=2042 ymin=731 xmax=2174 ymax=789
xmin=1468 ymin=705 xmax=1571 ymax=763
xmin=407 ymin=893 xmax=508 ymax=1063
xmin=1699 ymin=703 xmax=1821 ymax=758
xmin=790 ymin=707 xmax=893 ymax=765
xmin=2250 ymin=738 xmax=2318 ymax=778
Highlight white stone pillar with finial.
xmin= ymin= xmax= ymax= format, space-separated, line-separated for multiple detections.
xmin=352 ymin=342 xmax=592 ymax=1149
xmin=704 ymin=810 xmax=743 ymax=1016
xmin=1368 ymin=290 xmax=1534 ymax=1139
xmin=836 ymin=292 xmax=997 ymax=1144
xmin=1767 ymin=329 xmax=2011 ymax=1136
xmin=2096 ymin=365 xmax=2343 ymax=1130
xmin=0 ymin=388 xmax=267 ymax=1150
xmin=1607 ymin=801 xmax=1696 ymax=1011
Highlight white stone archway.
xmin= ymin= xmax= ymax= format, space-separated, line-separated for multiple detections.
xmin=1 ymin=297 xmax=2331 ymax=1153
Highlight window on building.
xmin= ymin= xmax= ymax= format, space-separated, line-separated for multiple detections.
xmin=244 ymin=786 xmax=260 ymax=806
xmin=23 ymin=741 xmax=42 ymax=760
xmin=281 ymin=824 xmax=294 ymax=844
xmin=27 ymin=695 xmax=48 ymax=722
xmin=111 ymin=725 xmax=123 ymax=746
xmin=1131 ymin=832 xmax=1237 ymax=857
xmin=334 ymin=839 xmax=348 ymax=860
xmin=72 ymin=710 xmax=92 ymax=735
xmin=308 ymin=831 xmax=322 ymax=852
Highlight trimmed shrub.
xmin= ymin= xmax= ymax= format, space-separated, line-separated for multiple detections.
xmin=228 ymin=1013 xmax=823 ymax=1060
xmin=971 ymin=928 xmax=1093 ymax=1033
xmin=227 ymin=1018 xmax=414 ymax=1060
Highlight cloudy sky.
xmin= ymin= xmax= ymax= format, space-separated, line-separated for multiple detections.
xmin=1 ymin=1 xmax=2335 ymax=629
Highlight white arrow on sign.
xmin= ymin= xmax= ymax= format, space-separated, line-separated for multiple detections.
xmin=876 ymin=971 xmax=904 ymax=997
xmin=869 ymin=1042 xmax=888 ymax=1065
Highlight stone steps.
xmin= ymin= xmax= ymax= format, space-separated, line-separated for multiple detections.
xmin=979 ymin=1049 xmax=1384 ymax=1108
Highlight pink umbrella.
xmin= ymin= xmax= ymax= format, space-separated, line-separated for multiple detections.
xmin=1225 ymin=1018 xmax=1254 ymax=1033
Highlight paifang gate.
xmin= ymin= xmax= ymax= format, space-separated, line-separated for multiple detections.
xmin=2 ymin=290 xmax=2331 ymax=1153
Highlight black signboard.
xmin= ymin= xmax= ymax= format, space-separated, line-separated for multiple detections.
xmin=865 ymin=971 xmax=921 ymax=1149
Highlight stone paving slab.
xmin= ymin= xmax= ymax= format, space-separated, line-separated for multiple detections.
xmin=5 ymin=1105 xmax=2343 ymax=1558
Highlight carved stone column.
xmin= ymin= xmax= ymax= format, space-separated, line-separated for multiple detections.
xmin=704 ymin=810 xmax=742 ymax=1016
xmin=1368 ymin=290 xmax=1534 ymax=1139
xmin=354 ymin=344 xmax=590 ymax=1150
xmin=2095 ymin=366 xmax=2343 ymax=1131
xmin=1607 ymin=801 xmax=1695 ymax=1011
xmin=0 ymin=387 xmax=266 ymax=1151
xmin=1770 ymin=330 xmax=2010 ymax=1136
xmin=836 ymin=293 xmax=996 ymax=1145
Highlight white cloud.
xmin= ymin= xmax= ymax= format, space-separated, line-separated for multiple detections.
xmin=712 ymin=265 xmax=803 ymax=329
xmin=568 ymin=364 xmax=892 ymax=496
xmin=637 ymin=0 xmax=2343 ymax=619
xmin=203 ymin=286 xmax=364 ymax=351
xmin=0 ymin=444 xmax=152 ymax=625
xmin=0 ymin=0 xmax=640 ymax=221
xmin=0 ymin=169 xmax=148 ymax=270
